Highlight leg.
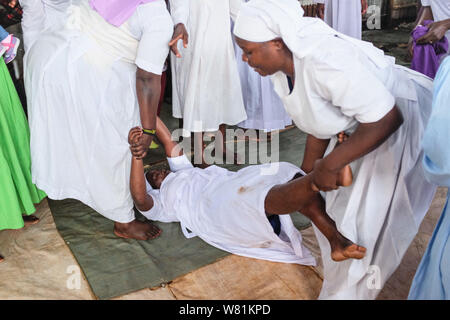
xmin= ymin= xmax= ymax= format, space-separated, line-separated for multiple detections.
xmin=265 ymin=171 xmax=366 ymax=262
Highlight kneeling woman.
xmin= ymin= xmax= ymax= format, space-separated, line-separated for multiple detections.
xmin=233 ymin=0 xmax=436 ymax=299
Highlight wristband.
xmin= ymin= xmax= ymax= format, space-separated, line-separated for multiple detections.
xmin=142 ymin=128 xmax=156 ymax=136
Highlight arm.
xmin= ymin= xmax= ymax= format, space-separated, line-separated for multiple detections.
xmin=131 ymin=67 xmax=161 ymax=160
xmin=408 ymin=5 xmax=434 ymax=57
xmin=361 ymin=0 xmax=368 ymax=15
xmin=129 ymin=128 xmax=154 ymax=212
xmin=312 ymin=106 xmax=404 ymax=191
xmin=155 ymin=117 xmax=183 ymax=158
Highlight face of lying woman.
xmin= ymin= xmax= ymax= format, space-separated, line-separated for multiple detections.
xmin=146 ymin=169 xmax=172 ymax=189
xmin=235 ymin=37 xmax=286 ymax=77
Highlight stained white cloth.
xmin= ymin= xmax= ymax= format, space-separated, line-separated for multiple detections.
xmin=22 ymin=0 xmax=173 ymax=222
xmin=421 ymin=0 xmax=450 ymax=49
xmin=231 ymin=1 xmax=292 ymax=131
xmin=169 ymin=0 xmax=247 ymax=136
xmin=234 ymin=0 xmax=437 ymax=299
xmin=314 ymin=0 xmax=363 ymax=39
xmin=139 ymin=154 xmax=316 ymax=265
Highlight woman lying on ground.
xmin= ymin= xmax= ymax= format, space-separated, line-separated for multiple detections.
xmin=128 ymin=118 xmax=365 ymax=264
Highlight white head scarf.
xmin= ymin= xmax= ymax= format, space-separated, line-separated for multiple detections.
xmin=233 ymin=0 xmax=393 ymax=68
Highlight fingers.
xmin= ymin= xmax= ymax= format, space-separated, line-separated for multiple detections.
xmin=183 ymin=33 xmax=189 ymax=48
xmin=168 ymin=34 xmax=182 ymax=47
xmin=170 ymin=42 xmax=182 ymax=58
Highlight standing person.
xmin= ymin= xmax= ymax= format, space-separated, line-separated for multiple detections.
xmin=231 ymin=0 xmax=292 ymax=137
xmin=408 ymin=0 xmax=450 ymax=58
xmin=234 ymin=0 xmax=436 ymax=299
xmin=315 ymin=0 xmax=368 ymax=39
xmin=408 ymin=56 xmax=450 ymax=300
xmin=169 ymin=0 xmax=247 ymax=165
xmin=0 ymin=45 xmax=45 ymax=263
xmin=21 ymin=0 xmax=173 ymax=240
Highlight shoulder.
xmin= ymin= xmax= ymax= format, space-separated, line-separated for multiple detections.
xmin=133 ymin=0 xmax=173 ymax=26
xmin=303 ymin=36 xmax=362 ymax=74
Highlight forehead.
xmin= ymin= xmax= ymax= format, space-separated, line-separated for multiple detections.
xmin=235 ymin=37 xmax=266 ymax=50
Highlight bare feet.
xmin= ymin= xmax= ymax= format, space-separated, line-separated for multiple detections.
xmin=22 ymin=215 xmax=40 ymax=227
xmin=114 ymin=220 xmax=162 ymax=241
xmin=336 ymin=132 xmax=353 ymax=187
xmin=337 ymin=165 xmax=353 ymax=187
xmin=330 ymin=234 xmax=367 ymax=262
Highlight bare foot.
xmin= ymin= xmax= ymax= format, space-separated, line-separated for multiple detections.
xmin=336 ymin=132 xmax=353 ymax=187
xmin=23 ymin=215 xmax=40 ymax=227
xmin=337 ymin=165 xmax=353 ymax=187
xmin=0 ymin=255 xmax=4 ymax=263
xmin=330 ymin=235 xmax=367 ymax=262
xmin=114 ymin=220 xmax=162 ymax=241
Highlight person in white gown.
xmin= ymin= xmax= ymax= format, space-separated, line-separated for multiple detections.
xmin=314 ymin=0 xmax=367 ymax=39
xmin=233 ymin=0 xmax=436 ymax=299
xmin=20 ymin=0 xmax=173 ymax=240
xmin=128 ymin=119 xmax=366 ymax=265
xmin=230 ymin=0 xmax=292 ymax=134
xmin=168 ymin=0 xmax=247 ymax=164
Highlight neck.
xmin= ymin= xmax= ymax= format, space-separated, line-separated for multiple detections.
xmin=281 ymin=49 xmax=294 ymax=79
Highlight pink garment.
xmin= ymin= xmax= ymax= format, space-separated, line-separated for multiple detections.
xmin=89 ymin=0 xmax=158 ymax=27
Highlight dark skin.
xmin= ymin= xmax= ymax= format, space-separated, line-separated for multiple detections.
xmin=408 ymin=6 xmax=450 ymax=58
xmin=113 ymin=67 xmax=162 ymax=241
xmin=235 ymin=37 xmax=404 ymax=192
xmin=129 ymin=120 xmax=366 ymax=262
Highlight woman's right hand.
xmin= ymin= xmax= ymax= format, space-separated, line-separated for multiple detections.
xmin=169 ymin=23 xmax=189 ymax=58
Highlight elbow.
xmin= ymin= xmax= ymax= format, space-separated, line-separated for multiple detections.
xmin=392 ymin=106 xmax=404 ymax=131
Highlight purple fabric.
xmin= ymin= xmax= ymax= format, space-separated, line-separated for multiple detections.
xmin=89 ymin=0 xmax=158 ymax=27
xmin=411 ymin=20 xmax=449 ymax=79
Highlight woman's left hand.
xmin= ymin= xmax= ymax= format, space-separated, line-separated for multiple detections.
xmin=130 ymin=133 xmax=153 ymax=160
xmin=311 ymin=159 xmax=339 ymax=192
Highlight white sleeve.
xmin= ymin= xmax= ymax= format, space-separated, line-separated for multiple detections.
xmin=309 ymin=45 xmax=395 ymax=123
xmin=421 ymin=0 xmax=430 ymax=6
xmin=167 ymin=154 xmax=194 ymax=171
xmin=229 ymin=0 xmax=244 ymax=22
xmin=314 ymin=0 xmax=325 ymax=4
xmin=169 ymin=0 xmax=190 ymax=26
xmin=135 ymin=7 xmax=174 ymax=74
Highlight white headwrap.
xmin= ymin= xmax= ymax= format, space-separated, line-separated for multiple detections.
xmin=233 ymin=0 xmax=393 ymax=68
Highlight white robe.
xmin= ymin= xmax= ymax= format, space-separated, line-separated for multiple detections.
xmin=271 ymin=34 xmax=436 ymax=299
xmin=139 ymin=155 xmax=316 ymax=265
xmin=314 ymin=0 xmax=363 ymax=39
xmin=22 ymin=0 xmax=173 ymax=223
xmin=169 ymin=0 xmax=247 ymax=136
